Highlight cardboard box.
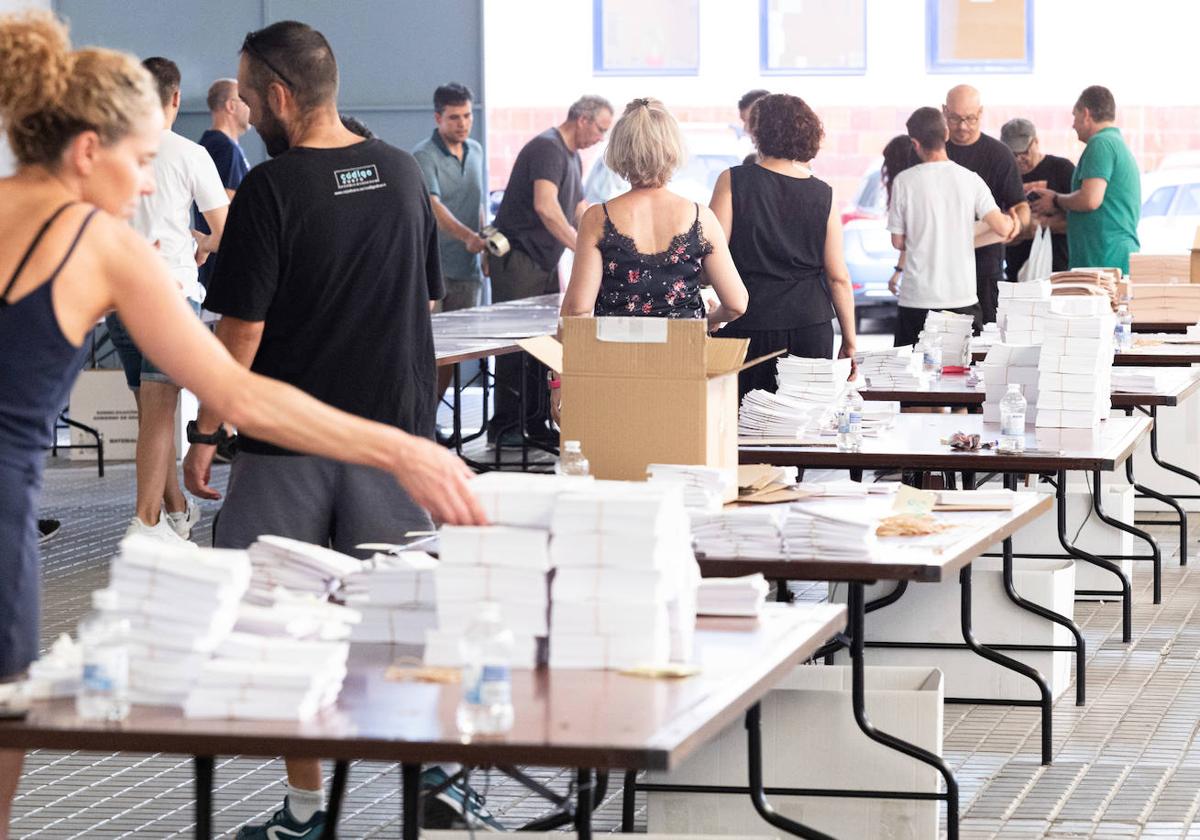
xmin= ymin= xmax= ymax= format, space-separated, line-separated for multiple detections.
xmin=521 ymin=318 xmax=772 ymax=487
xmin=848 ymin=557 xmax=1074 ymax=703
xmin=1012 ymin=480 xmax=1134 ymax=600
xmin=1191 ymin=226 xmax=1200 ymax=282
xmin=647 ymin=665 xmax=943 ymax=839
xmin=1130 ymin=253 xmax=1191 ymax=285
xmin=67 ymin=370 xmax=198 ymax=461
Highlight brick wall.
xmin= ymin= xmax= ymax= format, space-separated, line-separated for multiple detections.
xmin=487 ymin=104 xmax=1200 ymax=210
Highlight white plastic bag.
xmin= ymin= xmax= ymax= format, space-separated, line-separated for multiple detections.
xmin=1017 ymin=225 xmax=1053 ymax=283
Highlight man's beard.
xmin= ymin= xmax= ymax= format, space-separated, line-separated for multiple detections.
xmin=257 ymin=108 xmax=291 ymax=158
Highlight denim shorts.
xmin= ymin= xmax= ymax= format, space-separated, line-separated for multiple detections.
xmin=105 ymin=298 xmax=203 ymax=389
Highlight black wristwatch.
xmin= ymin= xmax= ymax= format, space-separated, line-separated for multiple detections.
xmin=186 ymin=420 xmax=227 ymax=445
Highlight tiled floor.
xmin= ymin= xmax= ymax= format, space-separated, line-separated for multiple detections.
xmin=14 ymin=456 xmax=1200 ymax=838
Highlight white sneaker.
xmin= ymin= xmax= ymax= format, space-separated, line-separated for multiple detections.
xmin=125 ymin=515 xmax=191 ymax=543
xmin=165 ymin=501 xmax=201 ymax=540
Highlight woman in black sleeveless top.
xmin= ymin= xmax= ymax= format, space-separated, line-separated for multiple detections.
xmin=710 ymin=94 xmax=858 ymax=398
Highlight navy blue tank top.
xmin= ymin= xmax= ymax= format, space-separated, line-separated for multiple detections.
xmin=0 ymin=203 xmax=99 ymax=454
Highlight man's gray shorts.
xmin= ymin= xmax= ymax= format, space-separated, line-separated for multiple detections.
xmin=213 ymin=453 xmax=432 ymax=556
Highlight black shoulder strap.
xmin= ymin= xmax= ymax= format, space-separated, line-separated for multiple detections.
xmin=44 ymin=207 xmax=100 ymax=285
xmin=0 ymin=202 xmax=78 ymax=305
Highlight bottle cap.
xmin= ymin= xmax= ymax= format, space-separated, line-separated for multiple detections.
xmin=564 ymin=440 xmax=582 ymax=453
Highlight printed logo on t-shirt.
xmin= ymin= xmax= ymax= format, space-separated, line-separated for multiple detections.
xmin=333 ymin=164 xmax=385 ymax=196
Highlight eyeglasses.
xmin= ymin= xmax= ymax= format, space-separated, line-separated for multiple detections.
xmin=945 ymin=112 xmax=981 ymax=127
xmin=242 ymin=32 xmax=294 ymax=89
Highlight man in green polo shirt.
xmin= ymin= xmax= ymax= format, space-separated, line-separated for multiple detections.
xmin=1030 ymin=85 xmax=1140 ymax=273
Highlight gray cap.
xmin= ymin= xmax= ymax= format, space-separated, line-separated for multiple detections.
xmin=1000 ymin=118 xmax=1036 ymax=153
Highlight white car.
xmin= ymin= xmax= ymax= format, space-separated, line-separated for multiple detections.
xmin=1137 ymin=166 xmax=1200 ymax=254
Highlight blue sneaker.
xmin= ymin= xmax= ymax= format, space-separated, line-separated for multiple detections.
xmin=235 ymin=799 xmax=325 ymax=839
xmin=419 ymin=766 xmax=505 ymax=831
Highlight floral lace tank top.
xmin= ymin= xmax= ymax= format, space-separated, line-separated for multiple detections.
xmin=594 ymin=202 xmax=712 ymax=319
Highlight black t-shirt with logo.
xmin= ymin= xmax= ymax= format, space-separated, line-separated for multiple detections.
xmin=947 ymin=133 xmax=1027 ymax=279
xmin=1004 ymin=153 xmax=1076 ymax=281
xmin=205 ymin=139 xmax=444 ymax=455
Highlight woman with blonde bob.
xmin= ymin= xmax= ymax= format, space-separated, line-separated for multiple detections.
xmin=561 ymin=97 xmax=747 ymax=325
xmin=0 ymin=13 xmax=483 ymax=834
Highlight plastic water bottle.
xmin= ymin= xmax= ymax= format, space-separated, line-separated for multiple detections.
xmin=457 ymin=602 xmax=515 ymax=736
xmin=76 ymin=589 xmax=130 ymax=721
xmin=999 ymin=384 xmax=1027 ymax=453
xmin=1115 ymin=303 xmax=1133 ymax=352
xmin=557 ymin=440 xmax=590 ymax=476
xmin=921 ymin=334 xmax=943 ymax=381
xmin=836 ymin=388 xmax=864 ymax=452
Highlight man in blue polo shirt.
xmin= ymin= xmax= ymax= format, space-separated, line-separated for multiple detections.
xmin=195 ymin=77 xmax=251 ymax=289
xmin=412 ymin=82 xmax=487 ymax=401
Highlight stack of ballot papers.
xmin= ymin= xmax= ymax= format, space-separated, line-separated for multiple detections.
xmin=1036 ymin=312 xmax=1115 ymax=427
xmin=920 ymin=310 xmax=974 ymax=367
xmin=784 ymin=502 xmax=877 ymax=561
xmin=647 ymin=463 xmax=736 ymax=510
xmin=970 ymin=323 xmax=1001 ymax=355
xmin=774 ymin=356 xmax=853 ymax=406
xmin=1129 ymin=284 xmax=1200 ymax=323
xmin=425 ymin=524 xmax=552 ymax=668
xmin=549 ymin=482 xmax=698 ymax=669
xmin=184 ymin=632 xmax=350 ymax=721
xmin=342 ymin=551 xmax=438 ymax=644
xmin=739 ymin=390 xmax=899 ymax=439
xmin=979 ymin=342 xmax=1041 ymax=424
xmin=1111 ymin=369 xmax=1184 ymax=394
xmin=1129 ymin=254 xmax=1191 ymax=285
xmin=468 ymin=471 xmax=593 ymax=528
xmin=245 ymin=535 xmax=361 ymax=605
xmin=855 ymin=346 xmax=921 ymax=388
xmin=1049 ymin=269 xmax=1119 ymax=309
xmin=233 ymin=590 xmax=360 ymax=642
xmin=697 ymin=574 xmax=769 ymax=617
xmin=996 ymin=280 xmax=1051 ymax=343
xmin=104 ymin=536 xmax=250 ymax=707
xmin=691 ymin=506 xmax=788 ymax=560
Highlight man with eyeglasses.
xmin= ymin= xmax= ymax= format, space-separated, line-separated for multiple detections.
xmin=488 ymin=94 xmax=613 ymax=446
xmin=1000 ymin=118 xmax=1075 ymax=281
xmin=944 ymin=85 xmax=1029 ymax=325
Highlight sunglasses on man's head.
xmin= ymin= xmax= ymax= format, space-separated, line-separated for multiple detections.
xmin=242 ymin=33 xmax=294 ymax=89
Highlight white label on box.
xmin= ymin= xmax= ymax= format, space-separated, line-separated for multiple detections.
xmin=595 ymin=317 xmax=669 ymax=343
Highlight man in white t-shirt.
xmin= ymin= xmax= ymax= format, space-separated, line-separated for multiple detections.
xmin=887 ymin=106 xmax=1015 ymax=347
xmin=105 ymin=57 xmax=229 ymax=542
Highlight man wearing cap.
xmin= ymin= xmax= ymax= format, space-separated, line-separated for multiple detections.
xmin=1031 ymin=85 xmax=1141 ymax=274
xmin=944 ymin=84 xmax=1028 ymax=324
xmin=1001 ymin=118 xmax=1075 ymax=281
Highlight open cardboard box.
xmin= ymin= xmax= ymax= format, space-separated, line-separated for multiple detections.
xmin=519 ymin=317 xmax=776 ymax=495
xmin=1193 ymin=227 xmax=1200 ymax=282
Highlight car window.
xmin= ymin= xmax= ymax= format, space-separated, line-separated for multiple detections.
xmin=1142 ymin=185 xmax=1177 ymax=218
xmin=1172 ymin=183 xmax=1200 ymax=216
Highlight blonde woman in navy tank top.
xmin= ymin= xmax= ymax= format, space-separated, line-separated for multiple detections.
xmin=0 ymin=14 xmax=483 ymax=830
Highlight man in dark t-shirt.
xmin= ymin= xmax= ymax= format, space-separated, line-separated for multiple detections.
xmin=489 ymin=95 xmax=613 ymax=444
xmin=194 ymin=78 xmax=251 ymax=289
xmin=1001 ymin=118 xmax=1075 ymax=281
xmin=944 ymin=85 xmax=1029 ymax=324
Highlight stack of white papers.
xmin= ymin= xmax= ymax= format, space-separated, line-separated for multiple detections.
xmin=920 ymin=310 xmax=975 ymax=366
xmin=697 ymin=574 xmax=769 ymax=617
xmin=740 ymin=390 xmax=899 ymax=438
xmin=980 ymin=343 xmax=1041 ymax=424
xmin=1036 ymin=313 xmax=1115 ymax=427
xmin=855 ymin=346 xmax=921 ymax=388
xmin=1111 ymin=369 xmax=1180 ymax=394
xmin=469 ymin=471 xmax=593 ymax=528
xmin=784 ymin=503 xmax=877 ymax=561
xmin=343 ymin=552 xmax=438 ymax=644
xmin=774 ymin=356 xmax=853 ymax=405
xmin=246 ymin=535 xmax=361 ymax=605
xmin=233 ymin=589 xmax=360 ymax=642
xmin=549 ymin=482 xmax=697 ymax=669
xmin=105 ymin=536 xmax=250 ymax=707
xmin=997 ymin=280 xmax=1051 ymax=343
xmin=184 ymin=632 xmax=349 ymax=720
xmin=646 ymin=463 xmax=735 ymax=512
xmin=691 ymin=506 xmax=788 ymax=560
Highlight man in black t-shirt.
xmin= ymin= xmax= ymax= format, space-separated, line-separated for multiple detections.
xmin=489 ymin=95 xmax=612 ymax=444
xmin=1001 ymin=118 xmax=1075 ymax=281
xmin=944 ymin=85 xmax=1030 ymax=324
xmin=180 ymin=20 xmax=496 ymax=839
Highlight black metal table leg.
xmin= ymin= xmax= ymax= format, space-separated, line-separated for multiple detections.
xmin=401 ymin=763 xmax=421 ymax=840
xmin=1092 ymin=467 xmax=1161 ymax=604
xmin=1127 ymin=454 xmax=1187 ymax=568
xmin=194 ymin=755 xmax=213 ymax=840
xmin=621 ymin=769 xmax=637 ymax=831
xmin=320 ymin=760 xmax=348 ymax=840
xmin=574 ymin=768 xmax=593 ymax=839
xmin=745 ymin=702 xmax=837 ymax=840
xmin=1053 ymin=470 xmax=1133 ymax=642
xmin=959 ymin=564 xmax=1053 ymax=764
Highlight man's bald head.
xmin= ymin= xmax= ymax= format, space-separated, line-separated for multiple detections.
xmin=944 ymin=84 xmax=983 ymax=146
